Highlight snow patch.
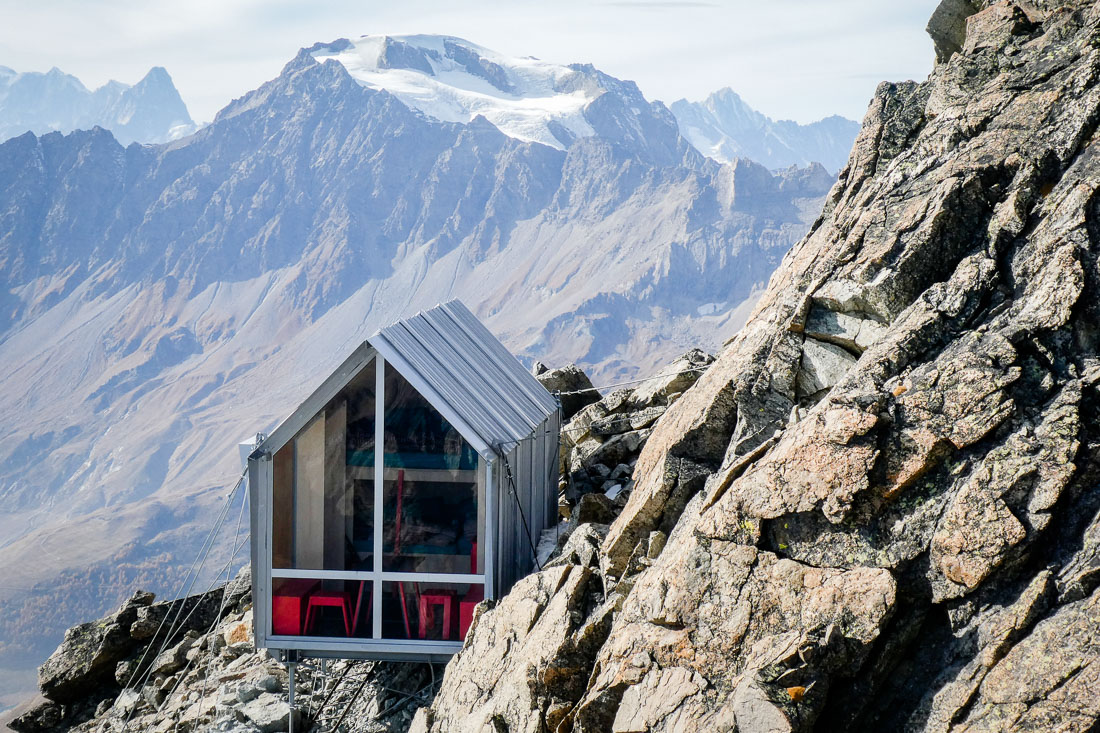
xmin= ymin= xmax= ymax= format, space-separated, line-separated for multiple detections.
xmin=312 ymin=35 xmax=599 ymax=149
xmin=696 ymin=301 xmax=727 ymax=316
xmin=536 ymin=520 xmax=568 ymax=567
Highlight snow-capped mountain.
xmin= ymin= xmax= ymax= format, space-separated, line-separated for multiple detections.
xmin=670 ymin=87 xmax=859 ymax=173
xmin=0 ymin=36 xmax=839 ymax=702
xmin=310 ymin=35 xmax=601 ymax=150
xmin=309 ymin=35 xmax=690 ymax=164
xmin=0 ymin=65 xmax=196 ymax=145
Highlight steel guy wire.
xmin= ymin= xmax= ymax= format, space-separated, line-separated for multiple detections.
xmin=555 ymin=365 xmax=710 ymax=396
xmin=501 ymin=453 xmax=541 ymax=572
xmin=121 ymin=469 xmax=246 ymax=729
xmin=195 ymin=486 xmax=251 ymax=724
xmin=162 ymin=532 xmax=250 ymax=732
xmin=120 ymin=470 xmax=243 ymax=696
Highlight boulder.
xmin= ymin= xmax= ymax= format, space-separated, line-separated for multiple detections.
xmin=130 ymin=584 xmax=227 ymax=643
xmin=926 ymin=0 xmax=979 ymax=63
xmin=564 ymin=402 xmax=610 ymax=446
xmin=803 ymin=305 xmax=885 ymax=354
xmin=587 ymin=429 xmax=651 ymax=469
xmin=795 ymin=337 xmax=857 ymax=398
xmin=7 ymin=695 xmax=63 ymax=733
xmin=238 ymin=692 xmax=299 ymax=733
xmin=627 ymin=349 xmax=714 ymax=409
xmin=573 ymin=492 xmax=617 ymax=526
xmin=535 ymin=364 xmax=599 ymax=419
xmin=37 ymin=591 xmax=151 ymax=702
xmin=149 ymin=632 xmax=199 ymax=677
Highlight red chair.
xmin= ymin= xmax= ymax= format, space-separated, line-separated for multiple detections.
xmin=305 ymin=580 xmax=368 ymax=636
xmin=459 ymin=586 xmax=483 ymax=638
xmin=419 ymin=541 xmax=479 ymax=640
xmin=418 ymin=589 xmax=458 ymax=639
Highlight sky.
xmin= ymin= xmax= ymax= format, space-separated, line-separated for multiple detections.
xmin=0 ymin=0 xmax=942 ymax=125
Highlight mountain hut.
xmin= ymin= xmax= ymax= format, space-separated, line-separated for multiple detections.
xmin=247 ymin=300 xmax=561 ymax=661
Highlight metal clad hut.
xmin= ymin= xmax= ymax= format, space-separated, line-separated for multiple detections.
xmin=248 ymin=300 xmax=561 ymax=661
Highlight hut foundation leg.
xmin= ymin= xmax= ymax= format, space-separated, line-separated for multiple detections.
xmin=288 ymin=659 xmax=296 ymax=733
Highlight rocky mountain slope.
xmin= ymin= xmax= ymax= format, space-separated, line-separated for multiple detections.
xmin=0 ymin=37 xmax=832 ymax=706
xmin=0 ymin=66 xmax=196 ymax=145
xmin=406 ymin=1 xmax=1100 ymax=730
xmin=670 ymin=89 xmax=860 ymax=174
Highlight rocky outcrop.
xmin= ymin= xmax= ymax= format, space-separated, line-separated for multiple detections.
xmin=8 ymin=569 xmax=436 ymax=733
xmin=413 ymin=2 xmax=1100 ymax=731
xmin=558 ymin=349 xmax=714 ymax=510
xmin=9 ymin=574 xmax=250 ymax=732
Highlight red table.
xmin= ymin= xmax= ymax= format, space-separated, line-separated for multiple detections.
xmin=272 ymin=579 xmax=319 ymax=635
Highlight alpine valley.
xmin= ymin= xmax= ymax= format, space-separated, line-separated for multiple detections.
xmin=0 ymin=35 xmax=855 ymax=706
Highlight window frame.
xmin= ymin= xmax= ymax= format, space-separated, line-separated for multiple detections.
xmin=262 ymin=353 xmax=491 ymax=651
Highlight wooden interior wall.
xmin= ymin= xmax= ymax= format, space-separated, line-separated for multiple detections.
xmin=272 ymin=446 xmax=294 ymax=568
xmin=295 ymin=415 xmax=326 ymax=568
xmin=324 ymin=400 xmax=348 ymax=571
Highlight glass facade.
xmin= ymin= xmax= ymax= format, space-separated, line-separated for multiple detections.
xmin=270 ymin=355 xmax=485 ymax=643
xmin=272 ymin=361 xmax=376 ymax=572
xmin=381 ymin=581 xmax=484 ymax=641
xmin=382 ymin=362 xmax=483 ymax=575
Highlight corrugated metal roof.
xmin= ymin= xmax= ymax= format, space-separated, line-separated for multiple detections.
xmin=369 ymin=300 xmax=559 ymax=459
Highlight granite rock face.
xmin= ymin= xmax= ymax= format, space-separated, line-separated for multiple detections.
xmin=8 ymin=568 xmax=434 ymax=733
xmin=414 ymin=2 xmax=1100 ymax=730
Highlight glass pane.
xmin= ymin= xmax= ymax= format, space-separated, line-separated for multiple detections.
xmin=273 ymin=359 xmax=376 ymax=571
xmin=271 ymin=577 xmax=372 ymax=639
xmin=382 ymin=363 xmax=483 ymax=574
xmin=381 ymin=581 xmax=484 ymax=641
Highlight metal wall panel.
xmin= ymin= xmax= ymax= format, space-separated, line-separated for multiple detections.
xmin=434 ymin=303 xmax=555 ymax=425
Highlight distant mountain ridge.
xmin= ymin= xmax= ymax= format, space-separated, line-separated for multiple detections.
xmin=670 ymin=87 xmax=859 ymax=173
xmin=0 ymin=65 xmax=196 ymax=145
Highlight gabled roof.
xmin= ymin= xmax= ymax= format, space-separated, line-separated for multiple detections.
xmin=259 ymin=300 xmax=558 ymax=462
xmin=369 ymin=300 xmax=559 ymax=458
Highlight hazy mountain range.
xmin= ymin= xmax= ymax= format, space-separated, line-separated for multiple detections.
xmin=0 ymin=35 xmax=854 ymax=705
xmin=0 ymin=65 xmax=196 ymax=145
xmin=670 ymin=87 xmax=860 ymax=173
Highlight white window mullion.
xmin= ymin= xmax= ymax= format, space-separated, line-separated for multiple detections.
xmin=378 ymin=572 xmax=486 ymax=584
xmin=271 ymin=569 xmax=375 ymax=580
xmin=485 ymin=460 xmax=495 ymax=599
xmin=373 ymin=356 xmax=385 ymax=640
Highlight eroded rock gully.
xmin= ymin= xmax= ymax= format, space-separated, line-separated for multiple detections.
xmin=413 ymin=2 xmax=1100 ymax=731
